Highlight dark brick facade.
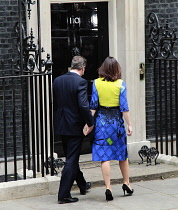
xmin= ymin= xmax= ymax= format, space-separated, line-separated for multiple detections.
xmin=145 ymin=0 xmax=178 ymax=139
xmin=0 ymin=0 xmax=20 ymax=76
xmin=0 ymin=0 xmax=26 ymax=158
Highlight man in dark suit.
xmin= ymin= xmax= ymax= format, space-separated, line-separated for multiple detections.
xmin=53 ymin=56 xmax=94 ymax=204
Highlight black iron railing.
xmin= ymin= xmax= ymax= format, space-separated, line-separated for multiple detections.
xmin=0 ymin=0 xmax=55 ymax=182
xmin=148 ymin=13 xmax=178 ymax=156
xmin=0 ymin=71 xmax=54 ymax=182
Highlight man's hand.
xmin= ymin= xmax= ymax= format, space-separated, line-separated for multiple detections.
xmin=83 ymin=124 xmax=94 ymax=136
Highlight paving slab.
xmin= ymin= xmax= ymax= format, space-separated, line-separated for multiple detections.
xmin=1 ymin=178 xmax=178 ymax=210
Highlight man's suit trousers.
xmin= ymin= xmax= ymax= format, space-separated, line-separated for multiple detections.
xmin=58 ymin=135 xmax=86 ymax=199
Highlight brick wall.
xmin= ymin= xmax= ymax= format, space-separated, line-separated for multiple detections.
xmin=0 ymin=0 xmax=21 ymax=76
xmin=145 ymin=0 xmax=178 ymax=139
xmin=0 ymin=0 xmax=26 ymax=158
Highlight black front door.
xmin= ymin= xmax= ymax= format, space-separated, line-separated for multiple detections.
xmin=51 ymin=2 xmax=109 ymax=156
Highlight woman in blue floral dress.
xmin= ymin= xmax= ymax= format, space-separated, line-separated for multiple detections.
xmin=89 ymin=57 xmax=134 ymax=201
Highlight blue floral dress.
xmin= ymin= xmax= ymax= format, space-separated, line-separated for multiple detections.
xmin=90 ymin=78 xmax=129 ymax=161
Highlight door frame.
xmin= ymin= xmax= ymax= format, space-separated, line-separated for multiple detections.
xmin=38 ymin=0 xmax=118 ymax=60
xmin=26 ymin=0 xmax=148 ymax=161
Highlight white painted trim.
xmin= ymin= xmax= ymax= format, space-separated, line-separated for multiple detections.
xmin=108 ymin=0 xmax=117 ymax=58
xmin=44 ymin=0 xmax=116 ymax=58
xmin=26 ymin=0 xmax=146 ymax=152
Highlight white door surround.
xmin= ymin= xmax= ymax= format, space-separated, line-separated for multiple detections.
xmin=26 ymin=0 xmax=148 ymax=161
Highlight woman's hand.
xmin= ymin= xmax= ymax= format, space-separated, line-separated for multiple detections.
xmin=122 ymin=111 xmax=132 ymax=136
xmin=127 ymin=125 xmax=133 ymax=136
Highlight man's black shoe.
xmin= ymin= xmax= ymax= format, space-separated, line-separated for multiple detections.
xmin=58 ymin=197 xmax=79 ymax=204
xmin=80 ymin=182 xmax=92 ymax=195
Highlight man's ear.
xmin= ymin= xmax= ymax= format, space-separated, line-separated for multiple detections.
xmin=81 ymin=67 xmax=85 ymax=74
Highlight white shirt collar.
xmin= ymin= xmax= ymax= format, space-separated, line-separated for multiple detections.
xmin=70 ymin=70 xmax=80 ymax=76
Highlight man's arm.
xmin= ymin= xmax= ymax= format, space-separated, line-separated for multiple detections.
xmin=78 ymin=79 xmax=94 ymax=127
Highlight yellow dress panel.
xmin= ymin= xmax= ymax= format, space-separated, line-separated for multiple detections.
xmin=95 ymin=78 xmax=122 ymax=107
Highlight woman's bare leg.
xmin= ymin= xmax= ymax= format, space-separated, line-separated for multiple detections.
xmin=101 ymin=161 xmax=111 ymax=190
xmin=119 ymin=159 xmax=132 ymax=188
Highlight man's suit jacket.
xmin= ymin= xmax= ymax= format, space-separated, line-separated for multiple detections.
xmin=53 ymin=72 xmax=94 ymax=136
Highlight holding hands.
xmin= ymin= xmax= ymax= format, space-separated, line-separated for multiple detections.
xmin=83 ymin=124 xmax=94 ymax=136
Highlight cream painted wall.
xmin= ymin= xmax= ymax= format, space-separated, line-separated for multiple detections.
xmin=26 ymin=0 xmax=148 ymax=160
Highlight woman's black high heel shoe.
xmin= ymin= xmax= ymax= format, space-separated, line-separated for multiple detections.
xmin=105 ymin=189 xmax=113 ymax=201
xmin=122 ymin=184 xmax=134 ymax=196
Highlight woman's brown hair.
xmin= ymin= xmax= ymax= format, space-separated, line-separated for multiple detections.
xmin=98 ymin=56 xmax=122 ymax=81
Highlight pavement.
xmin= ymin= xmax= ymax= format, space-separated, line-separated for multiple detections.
xmin=0 ymin=154 xmax=178 ymax=210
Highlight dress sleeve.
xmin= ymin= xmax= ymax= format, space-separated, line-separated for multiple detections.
xmin=120 ymin=81 xmax=129 ymax=112
xmin=90 ymin=80 xmax=99 ymax=110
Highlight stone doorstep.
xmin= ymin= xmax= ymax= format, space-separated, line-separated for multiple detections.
xmin=72 ymin=170 xmax=178 ymax=191
xmin=0 ymin=175 xmax=60 ymax=201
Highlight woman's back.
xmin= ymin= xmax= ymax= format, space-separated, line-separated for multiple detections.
xmin=95 ymin=78 xmax=123 ymax=107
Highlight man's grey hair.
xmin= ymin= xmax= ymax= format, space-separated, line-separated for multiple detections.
xmin=71 ymin=56 xmax=87 ymax=70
